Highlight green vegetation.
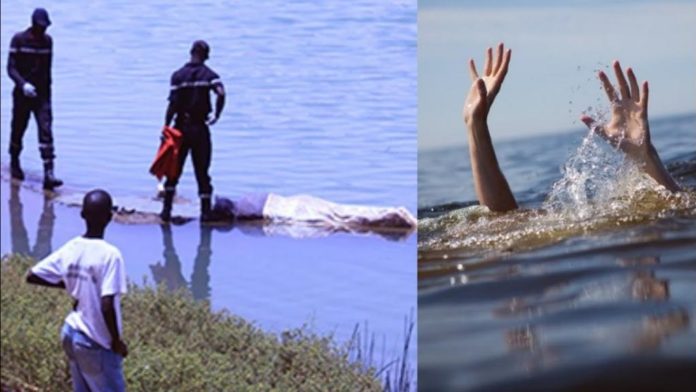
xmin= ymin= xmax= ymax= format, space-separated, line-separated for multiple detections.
xmin=1 ymin=254 xmax=387 ymax=391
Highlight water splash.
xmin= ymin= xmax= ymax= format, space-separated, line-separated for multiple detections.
xmin=419 ymin=127 xmax=696 ymax=256
xmin=544 ymin=130 xmax=637 ymax=219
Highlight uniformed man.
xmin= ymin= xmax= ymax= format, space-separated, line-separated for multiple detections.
xmin=7 ymin=8 xmax=62 ymax=190
xmin=161 ymin=40 xmax=225 ymax=222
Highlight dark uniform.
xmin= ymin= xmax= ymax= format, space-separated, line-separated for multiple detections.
xmin=7 ymin=27 xmax=55 ymax=163
xmin=164 ymin=62 xmax=223 ymax=200
xmin=7 ymin=8 xmax=61 ymax=189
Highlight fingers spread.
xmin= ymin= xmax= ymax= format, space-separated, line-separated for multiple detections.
xmin=580 ymin=115 xmax=596 ymax=129
xmin=598 ymin=71 xmax=618 ymax=102
xmin=641 ymin=81 xmax=649 ymax=112
xmin=498 ymin=48 xmax=511 ymax=80
xmin=582 ymin=117 xmax=613 ymax=144
xmin=493 ymin=43 xmax=504 ymax=75
xmin=469 ymin=59 xmax=479 ymax=81
xmin=484 ymin=47 xmax=493 ymax=76
xmin=613 ymin=61 xmax=631 ymax=100
xmin=627 ymin=68 xmax=640 ymax=102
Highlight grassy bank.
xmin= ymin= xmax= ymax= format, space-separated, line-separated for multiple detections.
xmin=1 ymin=254 xmax=385 ymax=391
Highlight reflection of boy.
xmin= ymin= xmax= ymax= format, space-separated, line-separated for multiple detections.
xmin=26 ymin=189 xmax=128 ymax=392
xmin=463 ymin=43 xmax=681 ymax=212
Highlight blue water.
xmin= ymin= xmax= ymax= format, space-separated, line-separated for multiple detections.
xmin=419 ymin=114 xmax=696 ymax=210
xmin=1 ymin=0 xmax=417 ymax=385
xmin=418 ymin=114 xmax=696 ymax=390
xmin=1 ymin=0 xmax=415 ymax=209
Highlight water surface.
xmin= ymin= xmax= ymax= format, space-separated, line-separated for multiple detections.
xmin=418 ymin=114 xmax=696 ymax=390
xmin=1 ymin=0 xmax=417 ymax=382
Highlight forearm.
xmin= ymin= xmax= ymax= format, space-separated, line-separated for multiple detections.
xmin=214 ymin=93 xmax=225 ymax=119
xmin=640 ymin=145 xmax=681 ymax=192
xmin=164 ymin=103 xmax=175 ymax=126
xmin=467 ymin=120 xmax=518 ymax=212
xmin=26 ymin=273 xmax=65 ymax=288
xmin=7 ymin=55 xmax=26 ymax=87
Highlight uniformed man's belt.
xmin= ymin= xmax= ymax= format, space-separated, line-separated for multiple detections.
xmin=178 ymin=114 xmax=207 ymax=123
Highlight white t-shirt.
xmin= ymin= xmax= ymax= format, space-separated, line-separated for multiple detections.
xmin=31 ymin=236 xmax=127 ymax=350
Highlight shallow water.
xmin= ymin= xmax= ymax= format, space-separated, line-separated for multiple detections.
xmin=418 ymin=114 xmax=696 ymax=390
xmin=0 ymin=0 xmax=417 ymax=382
xmin=1 ymin=0 xmax=415 ymax=209
xmin=1 ymin=177 xmax=416 ymax=379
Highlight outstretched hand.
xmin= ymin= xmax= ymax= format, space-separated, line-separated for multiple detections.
xmin=581 ymin=61 xmax=651 ymax=159
xmin=582 ymin=61 xmax=681 ymax=192
xmin=463 ymin=43 xmax=511 ymax=125
xmin=462 ymin=43 xmax=518 ymax=212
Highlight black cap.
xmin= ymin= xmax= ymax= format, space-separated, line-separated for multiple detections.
xmin=32 ymin=8 xmax=51 ymax=27
xmin=190 ymin=40 xmax=210 ymax=60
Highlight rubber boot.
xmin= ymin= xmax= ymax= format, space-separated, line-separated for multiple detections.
xmin=11 ymin=154 xmax=25 ymax=181
xmin=160 ymin=190 xmax=175 ymax=222
xmin=200 ymin=197 xmax=213 ymax=222
xmin=43 ymin=161 xmax=63 ymax=190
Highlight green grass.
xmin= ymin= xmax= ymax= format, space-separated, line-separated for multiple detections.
xmin=1 ymin=254 xmax=390 ymax=391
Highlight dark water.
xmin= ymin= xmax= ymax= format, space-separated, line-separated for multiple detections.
xmin=0 ymin=0 xmax=417 ymax=382
xmin=418 ymin=114 xmax=696 ymax=390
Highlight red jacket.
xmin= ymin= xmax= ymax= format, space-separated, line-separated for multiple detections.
xmin=149 ymin=126 xmax=183 ymax=180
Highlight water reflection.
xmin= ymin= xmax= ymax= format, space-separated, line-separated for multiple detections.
xmin=8 ymin=182 xmax=54 ymax=260
xmin=619 ymin=256 xmax=669 ymax=302
xmin=498 ymin=255 xmax=689 ymax=363
xmin=149 ymin=224 xmax=213 ymax=301
xmin=191 ymin=226 xmax=212 ymax=301
xmin=634 ymin=308 xmax=690 ymax=352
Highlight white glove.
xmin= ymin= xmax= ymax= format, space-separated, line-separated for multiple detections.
xmin=22 ymin=82 xmax=37 ymax=98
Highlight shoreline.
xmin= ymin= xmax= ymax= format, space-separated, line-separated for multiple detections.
xmin=1 ymin=254 xmax=413 ymax=391
xmin=0 ymin=177 xmax=417 ymax=389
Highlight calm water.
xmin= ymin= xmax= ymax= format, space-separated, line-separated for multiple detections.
xmin=0 ymin=0 xmax=417 ymax=383
xmin=418 ymin=114 xmax=696 ymax=390
xmin=1 ymin=0 xmax=415 ymax=209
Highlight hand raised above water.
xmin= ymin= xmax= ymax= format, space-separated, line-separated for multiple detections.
xmin=581 ymin=61 xmax=651 ymax=159
xmin=582 ymin=61 xmax=681 ymax=192
xmin=463 ymin=43 xmax=511 ymax=126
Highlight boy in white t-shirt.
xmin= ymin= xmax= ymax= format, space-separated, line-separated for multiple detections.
xmin=26 ymin=189 xmax=128 ymax=392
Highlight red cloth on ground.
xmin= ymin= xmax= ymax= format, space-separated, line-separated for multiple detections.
xmin=149 ymin=126 xmax=183 ymax=181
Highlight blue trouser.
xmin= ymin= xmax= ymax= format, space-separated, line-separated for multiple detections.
xmin=61 ymin=323 xmax=126 ymax=392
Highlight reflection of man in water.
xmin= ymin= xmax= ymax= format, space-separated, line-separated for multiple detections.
xmin=191 ymin=226 xmax=212 ymax=301
xmin=150 ymin=225 xmax=187 ymax=291
xmin=9 ymin=183 xmax=55 ymax=259
xmin=462 ymin=43 xmax=681 ymax=213
xmin=150 ymin=225 xmax=212 ymax=301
